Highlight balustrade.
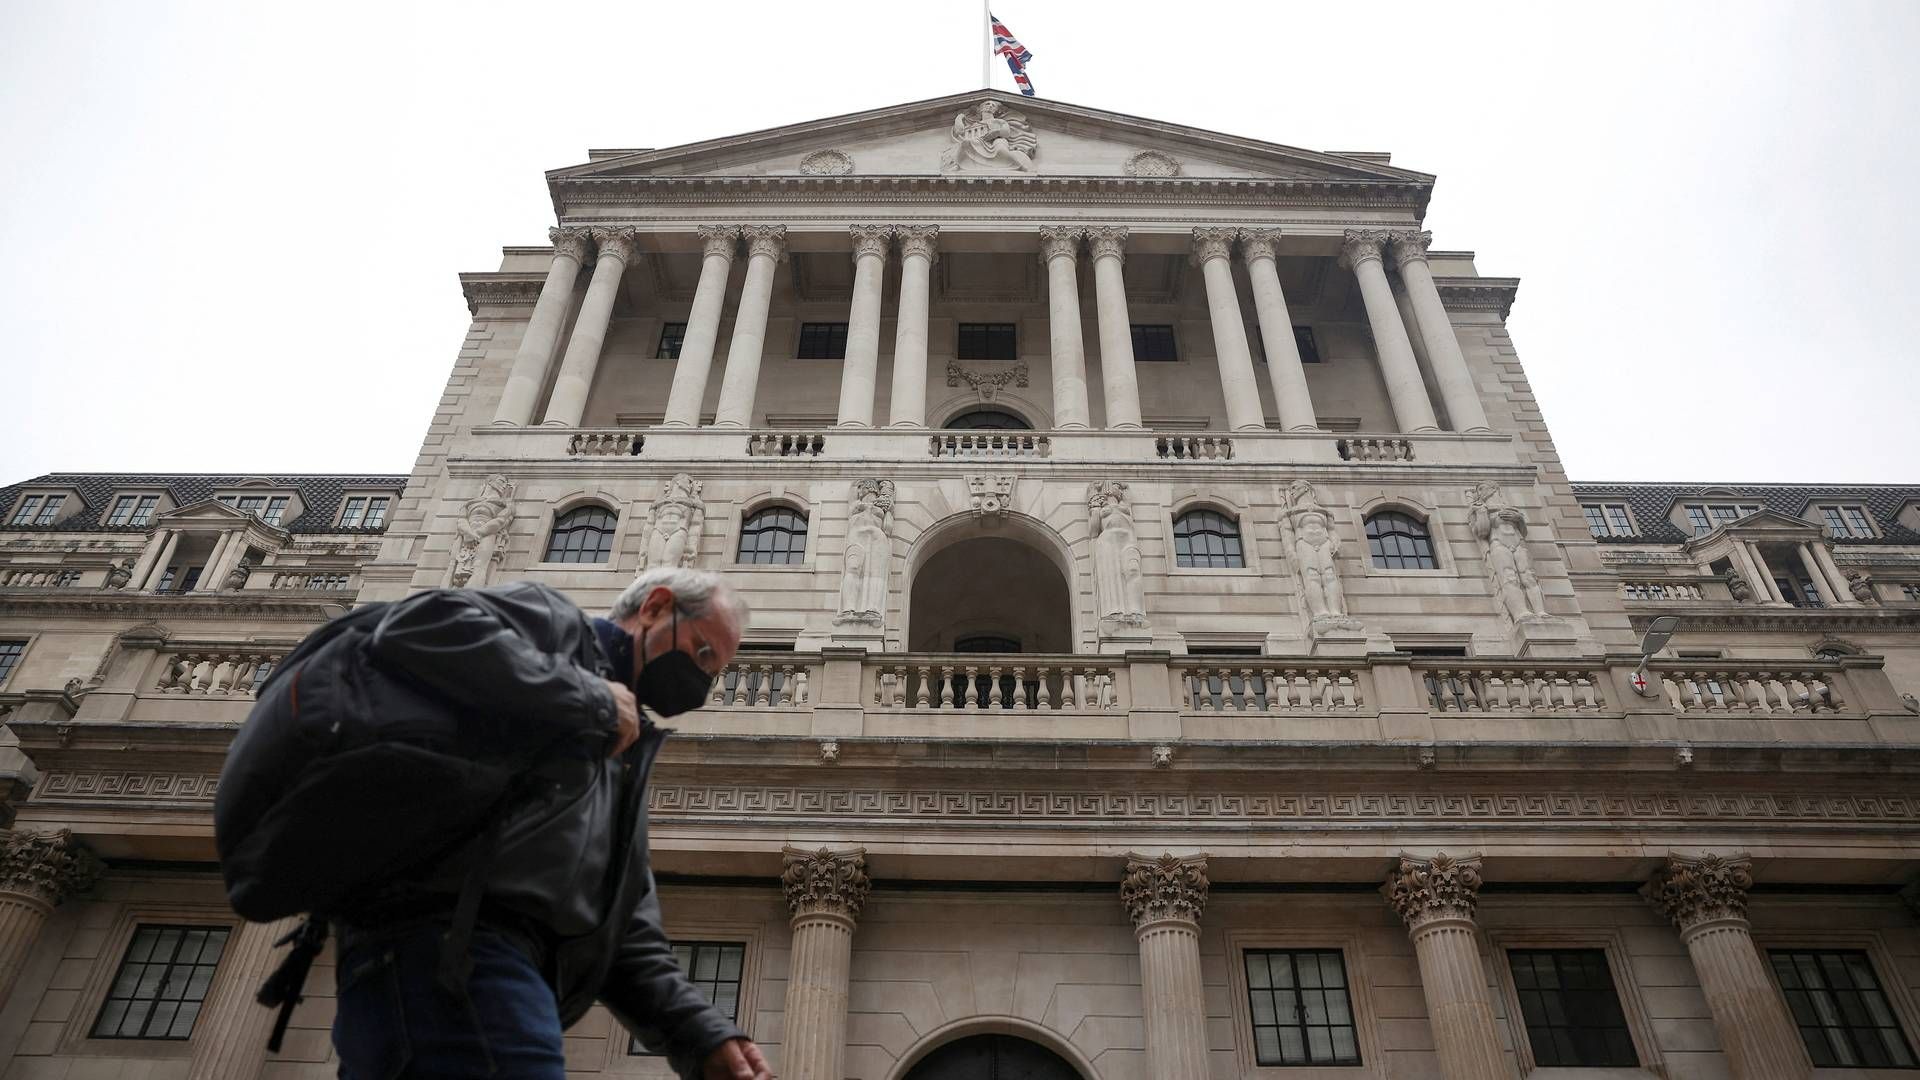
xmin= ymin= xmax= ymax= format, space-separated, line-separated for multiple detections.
xmin=747 ymin=432 xmax=827 ymax=457
xmin=566 ymin=431 xmax=644 ymax=456
xmin=872 ymin=657 xmax=1120 ymax=712
xmin=0 ymin=567 xmax=82 ymax=587
xmin=1620 ymin=581 xmax=1705 ymax=601
xmin=153 ymin=649 xmax=287 ymax=697
xmin=1154 ymin=435 xmax=1234 ymax=461
xmin=1415 ymin=663 xmax=1608 ymax=713
xmin=1336 ymin=436 xmax=1415 ymax=462
xmin=928 ymin=432 xmax=1051 ymax=458
xmin=1180 ymin=662 xmax=1365 ymax=712
xmin=709 ymin=660 xmax=812 ymax=707
xmin=1655 ymin=664 xmax=1844 ymax=715
xmin=269 ymin=571 xmax=353 ymax=591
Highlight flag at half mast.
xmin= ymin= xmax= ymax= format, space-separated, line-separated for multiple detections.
xmin=990 ymin=12 xmax=1036 ymax=96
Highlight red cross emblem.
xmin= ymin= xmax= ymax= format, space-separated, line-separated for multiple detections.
xmin=1630 ymin=670 xmax=1649 ymax=693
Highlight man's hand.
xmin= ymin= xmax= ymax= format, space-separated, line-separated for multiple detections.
xmin=703 ymin=1037 xmax=773 ymax=1079
xmin=603 ymin=678 xmax=640 ymax=757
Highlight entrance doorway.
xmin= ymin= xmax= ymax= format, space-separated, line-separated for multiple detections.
xmin=901 ymin=1033 xmax=1084 ymax=1080
xmin=907 ymin=534 xmax=1072 ymax=654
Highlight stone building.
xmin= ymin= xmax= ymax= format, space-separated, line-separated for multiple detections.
xmin=1 ymin=90 xmax=1917 ymax=1079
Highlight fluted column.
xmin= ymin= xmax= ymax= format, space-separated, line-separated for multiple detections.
xmin=142 ymin=529 xmax=183 ymax=591
xmin=542 ymin=227 xmax=637 ymax=426
xmin=1391 ymin=231 xmax=1491 ymax=432
xmin=886 ymin=226 xmax=939 ymax=428
xmin=780 ymin=846 xmax=870 ymax=1080
xmin=0 ymin=830 xmax=102 ymax=1015
xmin=1644 ymin=854 xmax=1810 ymax=1079
xmin=713 ymin=226 xmax=787 ymax=428
xmin=1192 ymin=228 xmax=1267 ymax=431
xmin=1239 ymin=229 xmax=1321 ymax=431
xmin=1383 ymin=854 xmax=1513 ymax=1080
xmin=494 ymin=227 xmax=591 ymax=425
xmin=837 ymin=226 xmax=893 ymax=427
xmin=1039 ymin=226 xmax=1091 ymax=429
xmin=1121 ymin=854 xmax=1210 ymax=1080
xmin=1086 ymin=227 xmax=1143 ymax=429
xmin=1342 ymin=230 xmax=1439 ymax=433
xmin=186 ymin=915 xmax=300 ymax=1079
xmin=662 ymin=226 xmax=740 ymax=427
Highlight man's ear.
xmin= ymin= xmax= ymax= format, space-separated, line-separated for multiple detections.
xmin=640 ymin=586 xmax=675 ymax=620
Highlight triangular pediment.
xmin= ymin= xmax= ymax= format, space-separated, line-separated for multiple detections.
xmin=1683 ymin=507 xmax=1824 ymax=547
xmin=154 ymin=499 xmax=268 ymax=529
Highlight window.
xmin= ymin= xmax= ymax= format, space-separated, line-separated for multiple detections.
xmin=1130 ymin=324 xmax=1178 ymax=361
xmin=340 ymin=496 xmax=390 ymax=529
xmin=1582 ymin=503 xmax=1635 ymax=538
xmin=1293 ymin=325 xmax=1321 ymax=364
xmin=32 ymin=495 xmax=64 ymax=526
xmin=363 ymin=497 xmax=389 ymax=529
xmin=957 ymin=322 xmax=1017 ymax=361
xmin=107 ymin=495 xmax=160 ymax=528
xmin=1820 ymin=505 xmax=1876 ymax=540
xmin=1366 ymin=512 xmax=1437 ymax=569
xmin=796 ymin=322 xmax=848 ymax=360
xmin=1683 ymin=502 xmax=1761 ymax=536
xmin=737 ymin=507 xmax=807 ymax=565
xmin=544 ymin=506 xmax=617 ymax=564
xmin=1173 ymin=509 xmax=1245 ymax=568
xmin=1243 ymin=949 xmax=1361 ymax=1066
xmin=631 ymin=941 xmax=745 ymax=1054
xmin=218 ymin=494 xmax=281 ymax=522
xmin=339 ymin=497 xmax=366 ymax=527
xmin=1769 ymin=949 xmax=1917 ymax=1068
xmin=262 ymin=496 xmax=289 ymax=525
xmin=9 ymin=496 xmax=41 ymax=526
xmin=1506 ymin=949 xmax=1638 ymax=1067
xmin=90 ymin=924 xmax=231 ymax=1040
xmin=656 ymin=321 xmax=687 ymax=360
xmin=0 ymin=640 xmax=23 ymax=686
xmin=944 ymin=408 xmax=1031 ymax=430
xmin=55 ymin=569 xmax=80 ymax=588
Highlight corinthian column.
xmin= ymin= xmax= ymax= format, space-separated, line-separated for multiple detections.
xmin=1086 ymin=226 xmax=1142 ymax=429
xmin=1382 ymin=854 xmax=1513 ymax=1080
xmin=185 ymin=916 xmax=300 ymax=1080
xmin=1341 ymin=231 xmax=1439 ymax=433
xmin=837 ymin=226 xmax=893 ymax=427
xmin=1040 ymin=226 xmax=1091 ymax=429
xmin=780 ymin=846 xmax=870 ymax=1080
xmin=1390 ymin=231 xmax=1490 ymax=432
xmin=886 ymin=226 xmax=939 ymax=427
xmin=0 ymin=830 xmax=102 ymax=1015
xmin=713 ymin=226 xmax=787 ymax=428
xmin=1192 ymin=228 xmax=1267 ymax=431
xmin=1121 ymin=854 xmax=1210 ymax=1080
xmin=542 ymin=227 xmax=637 ymax=426
xmin=494 ymin=227 xmax=591 ymax=425
xmin=662 ymin=226 xmax=739 ymax=427
xmin=1644 ymin=854 xmax=1811 ymax=1079
xmin=1239 ymin=229 xmax=1320 ymax=431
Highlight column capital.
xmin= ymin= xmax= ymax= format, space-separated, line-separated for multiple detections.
xmin=695 ymin=224 xmax=740 ymax=260
xmin=1389 ymin=229 xmax=1435 ymax=270
xmin=1120 ymin=852 xmax=1209 ymax=928
xmin=588 ymin=226 xmax=638 ymax=266
xmin=1383 ymin=852 xmax=1483 ymax=930
xmin=1338 ymin=229 xmax=1392 ymax=270
xmin=742 ymin=224 xmax=789 ymax=262
xmin=1643 ymin=853 xmax=1753 ymax=932
xmin=1085 ymin=225 xmax=1129 ymax=263
xmin=1237 ymin=227 xmax=1283 ymax=263
xmin=850 ymin=224 xmax=894 ymax=262
xmin=0 ymin=829 xmax=102 ymax=908
xmin=547 ymin=226 xmax=594 ymax=262
xmin=896 ymin=224 xmax=940 ymax=261
xmin=782 ymin=846 xmax=870 ymax=921
xmin=1191 ymin=227 xmax=1238 ymax=265
xmin=1038 ymin=225 xmax=1085 ymax=263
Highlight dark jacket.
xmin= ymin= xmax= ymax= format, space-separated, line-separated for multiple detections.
xmin=356 ymin=581 xmax=743 ymax=1078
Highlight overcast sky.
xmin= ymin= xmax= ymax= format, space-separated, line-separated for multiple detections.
xmin=2 ymin=1 xmax=1915 ymax=485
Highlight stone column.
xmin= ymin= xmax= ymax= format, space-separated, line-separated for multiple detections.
xmin=1644 ymin=854 xmax=1811 ymax=1079
xmin=1192 ymin=228 xmax=1267 ymax=432
xmin=541 ymin=227 xmax=637 ymax=426
xmin=1746 ymin=544 xmax=1789 ymax=604
xmin=1239 ymin=229 xmax=1321 ymax=432
xmin=195 ymin=531 xmax=234 ymax=591
xmin=780 ymin=847 xmax=870 ymax=1080
xmin=713 ymin=226 xmax=787 ymax=428
xmin=1806 ymin=542 xmax=1857 ymax=605
xmin=1121 ymin=854 xmax=1211 ymax=1080
xmin=0 ymin=830 xmax=102 ymax=1016
xmin=1390 ymin=231 xmax=1491 ymax=432
xmin=1341 ymin=230 xmax=1439 ymax=433
xmin=1382 ymin=854 xmax=1513 ymax=1080
xmin=142 ymin=529 xmax=183 ymax=591
xmin=836 ymin=226 xmax=893 ymax=428
xmin=1086 ymin=226 xmax=1143 ymax=429
xmin=186 ymin=915 xmax=300 ymax=1080
xmin=1039 ymin=226 xmax=1092 ymax=429
xmin=493 ymin=227 xmax=591 ymax=425
xmin=662 ymin=226 xmax=740 ymax=427
xmin=1795 ymin=543 xmax=1840 ymax=606
xmin=886 ymin=226 xmax=939 ymax=428
xmin=125 ymin=528 xmax=171 ymax=593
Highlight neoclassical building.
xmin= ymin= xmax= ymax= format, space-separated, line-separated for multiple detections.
xmin=1 ymin=91 xmax=1918 ymax=1079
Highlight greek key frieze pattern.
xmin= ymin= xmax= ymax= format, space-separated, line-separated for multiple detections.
xmin=39 ymin=771 xmax=221 ymax=801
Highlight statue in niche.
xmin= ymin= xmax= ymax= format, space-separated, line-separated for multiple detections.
xmin=225 ymin=559 xmax=253 ymax=591
xmin=104 ymin=557 xmax=135 ymax=590
xmin=940 ymin=100 xmax=1038 ymax=173
xmin=1088 ymin=481 xmax=1147 ymax=627
xmin=446 ymin=474 xmax=515 ymax=588
xmin=643 ymin=473 xmax=705 ymax=569
xmin=1279 ymin=480 xmax=1361 ymax=633
xmin=1468 ymin=481 xmax=1549 ymax=622
xmin=836 ymin=479 xmax=895 ymax=626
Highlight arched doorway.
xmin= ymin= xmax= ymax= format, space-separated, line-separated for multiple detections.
xmin=901 ymin=1033 xmax=1083 ymax=1080
xmin=907 ymin=531 xmax=1072 ymax=653
xmin=943 ymin=407 xmax=1032 ymax=430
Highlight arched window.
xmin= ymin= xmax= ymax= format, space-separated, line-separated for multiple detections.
xmin=945 ymin=408 xmax=1031 ymax=430
xmin=738 ymin=507 xmax=808 ymax=565
xmin=1173 ymin=509 xmax=1244 ymax=568
xmin=1365 ymin=511 xmax=1437 ymax=570
xmin=545 ymin=506 xmax=617 ymax=563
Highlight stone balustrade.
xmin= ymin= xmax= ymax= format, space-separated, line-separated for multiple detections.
xmin=747 ymin=432 xmax=828 ymax=457
xmin=0 ymin=567 xmax=82 ymax=588
xmin=1153 ymin=435 xmax=1233 ymax=461
xmin=711 ymin=659 xmax=812 ymax=708
xmin=1621 ymin=580 xmax=1706 ymax=601
xmin=267 ymin=570 xmax=354 ymax=591
xmin=1653 ymin=662 xmax=1846 ymax=715
xmin=871 ymin=656 xmax=1122 ymax=711
xmin=1337 ymin=436 xmax=1416 ymax=462
xmin=566 ymin=430 xmax=644 ymax=456
xmin=1179 ymin=661 xmax=1366 ymax=712
xmin=928 ymin=432 xmax=1052 ymax=458
xmin=1415 ymin=661 xmax=1609 ymax=713
xmin=153 ymin=649 xmax=286 ymax=697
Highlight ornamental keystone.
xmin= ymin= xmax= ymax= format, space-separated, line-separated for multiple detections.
xmin=1383 ymin=852 xmax=1484 ymax=929
xmin=0 ymin=829 xmax=103 ymax=908
xmin=1642 ymin=853 xmax=1753 ymax=931
xmin=781 ymin=846 xmax=870 ymax=921
xmin=1120 ymin=852 xmax=1209 ymax=927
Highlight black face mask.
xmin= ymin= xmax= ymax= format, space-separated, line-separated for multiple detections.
xmin=634 ymin=605 xmax=715 ymax=718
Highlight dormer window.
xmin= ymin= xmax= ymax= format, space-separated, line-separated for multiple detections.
xmin=1816 ymin=504 xmax=1876 ymax=540
xmin=218 ymin=494 xmax=290 ymax=526
xmin=1682 ymin=503 xmax=1761 ymax=536
xmin=1581 ymin=503 xmax=1635 ymax=538
xmin=339 ymin=495 xmax=391 ymax=529
xmin=8 ymin=493 xmax=74 ymax=527
xmin=106 ymin=495 xmax=161 ymax=528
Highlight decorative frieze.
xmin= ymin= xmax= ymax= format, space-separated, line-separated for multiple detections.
xmin=1120 ymin=853 xmax=1209 ymax=927
xmin=946 ymin=361 xmax=1029 ymax=401
xmin=1383 ymin=852 xmax=1484 ymax=929
xmin=940 ymin=100 xmax=1038 ymax=173
xmin=0 ymin=829 xmax=102 ymax=907
xmin=1643 ymin=852 xmax=1753 ymax=931
xmin=781 ymin=846 xmax=870 ymax=919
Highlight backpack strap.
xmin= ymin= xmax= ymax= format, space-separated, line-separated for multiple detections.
xmin=255 ymin=917 xmax=329 ymax=1053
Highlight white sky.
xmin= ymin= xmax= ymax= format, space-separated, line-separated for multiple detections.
xmin=3 ymin=1 xmax=1916 ymax=485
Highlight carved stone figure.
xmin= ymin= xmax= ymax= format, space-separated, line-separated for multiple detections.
xmin=643 ymin=473 xmax=705 ymax=569
xmin=1088 ymin=481 xmax=1147 ymax=627
xmin=967 ymin=475 xmax=1016 ymax=520
xmin=939 ymin=100 xmax=1038 ymax=173
xmin=1846 ymin=569 xmax=1876 ymax=603
xmin=1468 ymin=482 xmax=1548 ymax=622
xmin=446 ymin=474 xmax=515 ymax=588
xmin=836 ymin=479 xmax=895 ymax=626
xmin=1725 ymin=567 xmax=1753 ymax=602
xmin=104 ymin=557 xmax=134 ymax=590
xmin=1279 ymin=480 xmax=1360 ymax=633
xmin=224 ymin=559 xmax=252 ymax=591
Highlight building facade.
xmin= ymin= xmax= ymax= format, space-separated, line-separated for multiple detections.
xmin=1 ymin=91 xmax=1918 ymax=1079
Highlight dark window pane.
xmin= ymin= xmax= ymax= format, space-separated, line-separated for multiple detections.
xmin=657 ymin=321 xmax=688 ymax=360
xmin=545 ymin=506 xmax=617 ymax=564
xmin=91 ymin=924 xmax=230 ymax=1040
xmin=0 ymin=640 xmax=23 ymax=685
xmin=738 ymin=508 xmax=808 ymax=565
xmin=632 ymin=942 xmax=746 ymax=1054
xmin=1365 ymin=512 xmax=1437 ymax=570
xmin=1173 ymin=510 xmax=1244 ymax=568
xmin=796 ymin=322 xmax=849 ymax=360
xmin=1767 ymin=949 xmax=1917 ymax=1068
xmin=1129 ymin=324 xmax=1177 ymax=361
xmin=957 ymin=323 xmax=1017 ymax=361
xmin=944 ymin=409 xmax=1031 ymax=430
xmin=1293 ymin=325 xmax=1321 ymax=363
xmin=1243 ymin=950 xmax=1361 ymax=1066
xmin=1506 ymin=950 xmax=1637 ymax=1067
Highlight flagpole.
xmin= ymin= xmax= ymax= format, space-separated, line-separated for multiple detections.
xmin=982 ymin=2 xmax=991 ymax=89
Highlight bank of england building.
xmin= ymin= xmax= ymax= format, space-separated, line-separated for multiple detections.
xmin=2 ymin=92 xmax=1918 ymax=1078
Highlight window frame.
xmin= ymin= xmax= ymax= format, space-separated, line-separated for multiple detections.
xmin=795 ymin=321 xmax=850 ymax=360
xmin=1751 ymin=931 xmax=1920 ymax=1072
xmin=0 ymin=637 xmax=28 ymax=688
xmin=1681 ymin=502 xmax=1763 ymax=536
xmin=1580 ymin=502 xmax=1636 ymax=539
xmin=1815 ymin=504 xmax=1878 ymax=541
xmin=1224 ymin=929 xmax=1385 ymax=1079
xmin=61 ymin=903 xmax=244 ymax=1057
xmin=1486 ymin=927 xmax=1664 ymax=1076
xmin=1129 ymin=323 xmax=1179 ymax=362
xmin=604 ymin=922 xmax=762 ymax=1072
xmin=656 ymin=321 xmax=688 ymax=360
xmin=956 ymin=322 xmax=1019 ymax=362
xmin=1364 ymin=509 xmax=1441 ymax=572
xmin=7 ymin=494 xmax=43 ymax=526
xmin=1171 ymin=506 xmax=1250 ymax=571
xmin=736 ymin=505 xmax=810 ymax=566
xmin=336 ymin=492 xmax=394 ymax=530
xmin=541 ymin=504 xmax=621 ymax=566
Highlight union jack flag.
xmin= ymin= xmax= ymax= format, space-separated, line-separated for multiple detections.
xmin=990 ymin=12 xmax=1036 ymax=96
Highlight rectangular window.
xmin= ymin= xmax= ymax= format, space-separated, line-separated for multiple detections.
xmin=796 ymin=322 xmax=849 ymax=360
xmin=9 ymin=496 xmax=41 ymax=526
xmin=1293 ymin=325 xmax=1321 ymax=364
xmin=339 ymin=497 xmax=367 ymax=528
xmin=1769 ymin=949 xmax=1918 ymax=1068
xmin=632 ymin=941 xmax=746 ymax=1054
xmin=107 ymin=496 xmax=139 ymax=527
xmin=233 ymin=496 xmax=266 ymax=518
xmin=33 ymin=495 xmax=63 ymax=526
xmin=1243 ymin=949 xmax=1361 ymax=1066
xmin=1820 ymin=505 xmax=1876 ymax=539
xmin=0 ymin=640 xmax=23 ymax=686
xmin=178 ymin=567 xmax=202 ymax=594
xmin=1507 ymin=949 xmax=1638 ymax=1067
xmin=262 ymin=496 xmax=289 ymax=526
xmin=132 ymin=496 xmax=158 ymax=527
xmin=156 ymin=568 xmax=176 ymax=593
xmin=363 ymin=497 xmax=390 ymax=529
xmin=656 ymin=321 xmax=687 ymax=360
xmin=1684 ymin=503 xmax=1761 ymax=536
xmin=957 ymin=322 xmax=1017 ymax=361
xmin=91 ymin=924 xmax=231 ymax=1040
xmin=1582 ymin=503 xmax=1635 ymax=538
xmin=1130 ymin=324 xmax=1178 ymax=361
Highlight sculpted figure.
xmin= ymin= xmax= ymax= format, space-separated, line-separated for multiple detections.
xmin=836 ymin=479 xmax=895 ymax=626
xmin=1088 ymin=481 xmax=1147 ymax=626
xmin=643 ymin=473 xmax=706 ymax=569
xmin=1725 ymin=567 xmax=1752 ymax=602
xmin=1846 ymin=569 xmax=1876 ymax=604
xmin=225 ymin=558 xmax=253 ymax=591
xmin=1280 ymin=481 xmax=1361 ymax=632
xmin=940 ymin=100 xmax=1038 ymax=173
xmin=104 ymin=557 xmax=134 ymax=590
xmin=446 ymin=474 xmax=515 ymax=588
xmin=1468 ymin=481 xmax=1548 ymax=621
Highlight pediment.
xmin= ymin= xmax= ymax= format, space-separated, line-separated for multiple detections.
xmin=1683 ymin=507 xmax=1824 ymax=547
xmin=154 ymin=499 xmax=261 ymax=527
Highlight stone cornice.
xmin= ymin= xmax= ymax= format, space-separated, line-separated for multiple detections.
xmin=0 ymin=590 xmax=345 ymax=619
xmin=459 ymin=272 xmax=546 ymax=315
xmin=1434 ymin=276 xmax=1520 ymax=319
xmin=1624 ymin=607 xmax=1920 ymax=633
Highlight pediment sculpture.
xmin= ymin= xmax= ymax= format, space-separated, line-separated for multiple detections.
xmin=643 ymin=473 xmax=706 ymax=569
xmin=940 ymin=100 xmax=1038 ymax=173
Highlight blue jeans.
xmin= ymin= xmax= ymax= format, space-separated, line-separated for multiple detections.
xmin=334 ymin=923 xmax=565 ymax=1079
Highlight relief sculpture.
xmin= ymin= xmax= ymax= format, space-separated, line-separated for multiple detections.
xmin=446 ymin=474 xmax=515 ymax=588
xmin=1088 ymin=481 xmax=1147 ymax=628
xmin=1280 ymin=480 xmax=1361 ymax=634
xmin=642 ymin=473 xmax=705 ymax=569
xmin=939 ymin=100 xmax=1038 ymax=173
xmin=836 ymin=479 xmax=895 ymax=626
xmin=1469 ymin=481 xmax=1549 ymax=623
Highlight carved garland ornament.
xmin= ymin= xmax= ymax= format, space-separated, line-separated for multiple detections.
xmin=0 ymin=829 xmax=103 ymax=907
xmin=1120 ymin=853 xmax=1209 ymax=927
xmin=1124 ymin=150 xmax=1182 ymax=177
xmin=1642 ymin=853 xmax=1753 ymax=931
xmin=946 ymin=361 xmax=1029 ymax=401
xmin=798 ymin=149 xmax=855 ymax=175
xmin=1383 ymin=852 xmax=1484 ymax=929
xmin=781 ymin=846 xmax=871 ymax=919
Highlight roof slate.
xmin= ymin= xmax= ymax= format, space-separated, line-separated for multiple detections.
xmin=0 ymin=473 xmax=407 ymax=535
xmin=1569 ymin=482 xmax=1920 ymax=545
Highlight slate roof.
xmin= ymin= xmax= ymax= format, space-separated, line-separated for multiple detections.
xmin=1570 ymin=482 xmax=1920 ymax=545
xmin=0 ymin=473 xmax=408 ymax=535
